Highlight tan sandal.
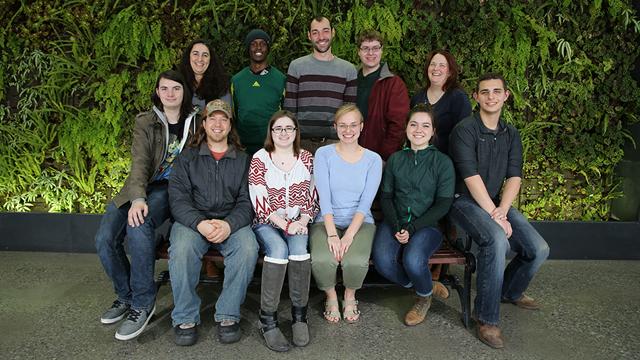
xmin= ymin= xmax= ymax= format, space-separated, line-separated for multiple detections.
xmin=342 ymin=299 xmax=360 ymax=323
xmin=323 ymin=299 xmax=340 ymax=323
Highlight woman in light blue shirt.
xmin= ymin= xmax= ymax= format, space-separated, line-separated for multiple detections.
xmin=310 ymin=104 xmax=382 ymax=323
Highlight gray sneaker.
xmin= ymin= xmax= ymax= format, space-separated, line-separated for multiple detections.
xmin=114 ymin=304 xmax=156 ymax=341
xmin=100 ymin=300 xmax=130 ymax=324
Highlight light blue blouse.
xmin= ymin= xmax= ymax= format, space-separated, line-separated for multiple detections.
xmin=313 ymin=144 xmax=382 ymax=228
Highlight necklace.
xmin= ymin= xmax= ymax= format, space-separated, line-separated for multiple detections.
xmin=427 ymin=87 xmax=444 ymax=105
xmin=271 ymin=151 xmax=295 ymax=168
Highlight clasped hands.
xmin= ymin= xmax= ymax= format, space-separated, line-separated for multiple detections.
xmin=197 ymin=219 xmax=231 ymax=243
xmin=394 ymin=229 xmax=410 ymax=244
xmin=286 ymin=220 xmax=308 ymax=236
xmin=491 ymin=206 xmax=512 ymax=238
xmin=328 ymin=233 xmax=354 ymax=262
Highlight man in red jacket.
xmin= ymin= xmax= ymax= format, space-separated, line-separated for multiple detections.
xmin=355 ymin=30 xmax=410 ymax=162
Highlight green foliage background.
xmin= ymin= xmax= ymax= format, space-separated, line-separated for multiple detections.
xmin=0 ymin=0 xmax=639 ymax=219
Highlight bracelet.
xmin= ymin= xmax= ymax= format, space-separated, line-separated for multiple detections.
xmin=285 ymin=220 xmax=291 ymax=234
xmin=328 ymin=234 xmax=338 ymax=238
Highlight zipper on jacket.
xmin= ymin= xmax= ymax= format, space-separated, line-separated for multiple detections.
xmin=149 ymin=108 xmax=169 ymax=180
xmin=215 ymin=159 xmax=220 ymax=206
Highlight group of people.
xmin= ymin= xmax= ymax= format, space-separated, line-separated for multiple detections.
xmin=94 ymin=15 xmax=549 ymax=351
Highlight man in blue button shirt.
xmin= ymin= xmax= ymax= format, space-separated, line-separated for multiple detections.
xmin=449 ymin=73 xmax=550 ymax=349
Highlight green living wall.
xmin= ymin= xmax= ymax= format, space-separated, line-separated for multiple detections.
xmin=1 ymin=0 xmax=639 ymax=219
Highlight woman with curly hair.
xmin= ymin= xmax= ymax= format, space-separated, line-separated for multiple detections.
xmin=179 ymin=39 xmax=231 ymax=111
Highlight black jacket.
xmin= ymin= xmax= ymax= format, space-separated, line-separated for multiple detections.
xmin=169 ymin=142 xmax=253 ymax=233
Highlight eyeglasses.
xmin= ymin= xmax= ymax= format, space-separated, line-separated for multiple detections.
xmin=359 ymin=45 xmax=382 ymax=53
xmin=272 ymin=126 xmax=297 ymax=134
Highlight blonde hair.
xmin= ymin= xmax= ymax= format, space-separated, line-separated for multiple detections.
xmin=333 ymin=104 xmax=363 ymax=124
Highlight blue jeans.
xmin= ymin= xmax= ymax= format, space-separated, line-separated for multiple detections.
xmin=94 ymin=182 xmax=169 ymax=311
xmin=168 ymin=222 xmax=259 ymax=326
xmin=449 ymin=195 xmax=550 ymax=325
xmin=253 ymin=223 xmax=309 ymax=261
xmin=372 ymin=223 xmax=442 ymax=297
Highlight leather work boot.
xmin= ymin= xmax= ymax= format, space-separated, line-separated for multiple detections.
xmin=502 ymin=294 xmax=541 ymax=310
xmin=404 ymin=295 xmax=432 ymax=326
xmin=432 ymin=281 xmax=450 ymax=299
xmin=477 ymin=323 xmax=505 ymax=349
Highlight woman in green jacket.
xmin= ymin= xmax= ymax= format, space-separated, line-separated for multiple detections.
xmin=372 ymin=104 xmax=455 ymax=326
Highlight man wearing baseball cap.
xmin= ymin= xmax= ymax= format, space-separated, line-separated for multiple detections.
xmin=231 ymin=29 xmax=286 ymax=155
xmin=168 ymin=99 xmax=258 ymax=346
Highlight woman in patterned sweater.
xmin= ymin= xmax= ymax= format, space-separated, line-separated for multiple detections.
xmin=248 ymin=110 xmax=318 ymax=352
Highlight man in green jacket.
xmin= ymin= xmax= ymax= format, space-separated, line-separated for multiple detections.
xmin=231 ymin=29 xmax=286 ymax=155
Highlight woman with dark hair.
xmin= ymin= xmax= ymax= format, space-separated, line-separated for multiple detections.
xmin=372 ymin=104 xmax=455 ymax=327
xmin=248 ymin=110 xmax=318 ymax=352
xmin=179 ymin=39 xmax=231 ymax=111
xmin=411 ymin=50 xmax=471 ymax=298
xmin=95 ymin=69 xmax=197 ymax=341
xmin=410 ymin=50 xmax=471 ymax=155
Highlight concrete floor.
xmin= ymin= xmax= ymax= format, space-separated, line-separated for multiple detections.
xmin=0 ymin=252 xmax=638 ymax=360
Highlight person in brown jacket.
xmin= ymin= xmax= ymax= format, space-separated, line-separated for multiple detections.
xmin=94 ymin=70 xmax=198 ymax=341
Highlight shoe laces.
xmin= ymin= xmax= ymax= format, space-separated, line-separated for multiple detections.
xmin=413 ymin=297 xmax=430 ymax=313
xmin=127 ymin=309 xmax=143 ymax=322
xmin=111 ymin=299 xmax=126 ymax=309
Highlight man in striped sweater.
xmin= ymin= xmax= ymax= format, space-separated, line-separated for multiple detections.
xmin=284 ymin=16 xmax=358 ymax=153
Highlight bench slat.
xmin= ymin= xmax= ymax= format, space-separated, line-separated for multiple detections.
xmin=157 ymin=242 xmax=467 ymax=265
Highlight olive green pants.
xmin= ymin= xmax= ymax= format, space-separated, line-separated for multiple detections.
xmin=309 ymin=222 xmax=376 ymax=290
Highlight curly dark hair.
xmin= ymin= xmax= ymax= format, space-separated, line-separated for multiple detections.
xmin=179 ymin=39 xmax=230 ymax=103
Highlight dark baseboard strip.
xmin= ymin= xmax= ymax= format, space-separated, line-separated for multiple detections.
xmin=0 ymin=213 xmax=638 ymax=260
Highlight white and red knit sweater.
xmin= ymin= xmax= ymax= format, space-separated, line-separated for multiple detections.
xmin=248 ymin=148 xmax=319 ymax=225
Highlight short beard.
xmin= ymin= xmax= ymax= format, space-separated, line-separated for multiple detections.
xmin=313 ymin=41 xmax=331 ymax=54
xmin=207 ymin=133 xmax=228 ymax=145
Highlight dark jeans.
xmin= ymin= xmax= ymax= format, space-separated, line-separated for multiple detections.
xmin=372 ymin=223 xmax=443 ymax=296
xmin=95 ymin=182 xmax=169 ymax=311
xmin=449 ymin=195 xmax=550 ymax=325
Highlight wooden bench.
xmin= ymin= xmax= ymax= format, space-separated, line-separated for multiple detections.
xmin=155 ymin=232 xmax=475 ymax=328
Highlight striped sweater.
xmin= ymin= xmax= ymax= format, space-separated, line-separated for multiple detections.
xmin=284 ymin=54 xmax=357 ymax=139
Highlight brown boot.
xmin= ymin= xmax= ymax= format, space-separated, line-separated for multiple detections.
xmin=502 ymin=294 xmax=541 ymax=310
xmin=432 ymin=281 xmax=450 ymax=299
xmin=404 ymin=295 xmax=432 ymax=326
xmin=477 ymin=323 xmax=504 ymax=349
